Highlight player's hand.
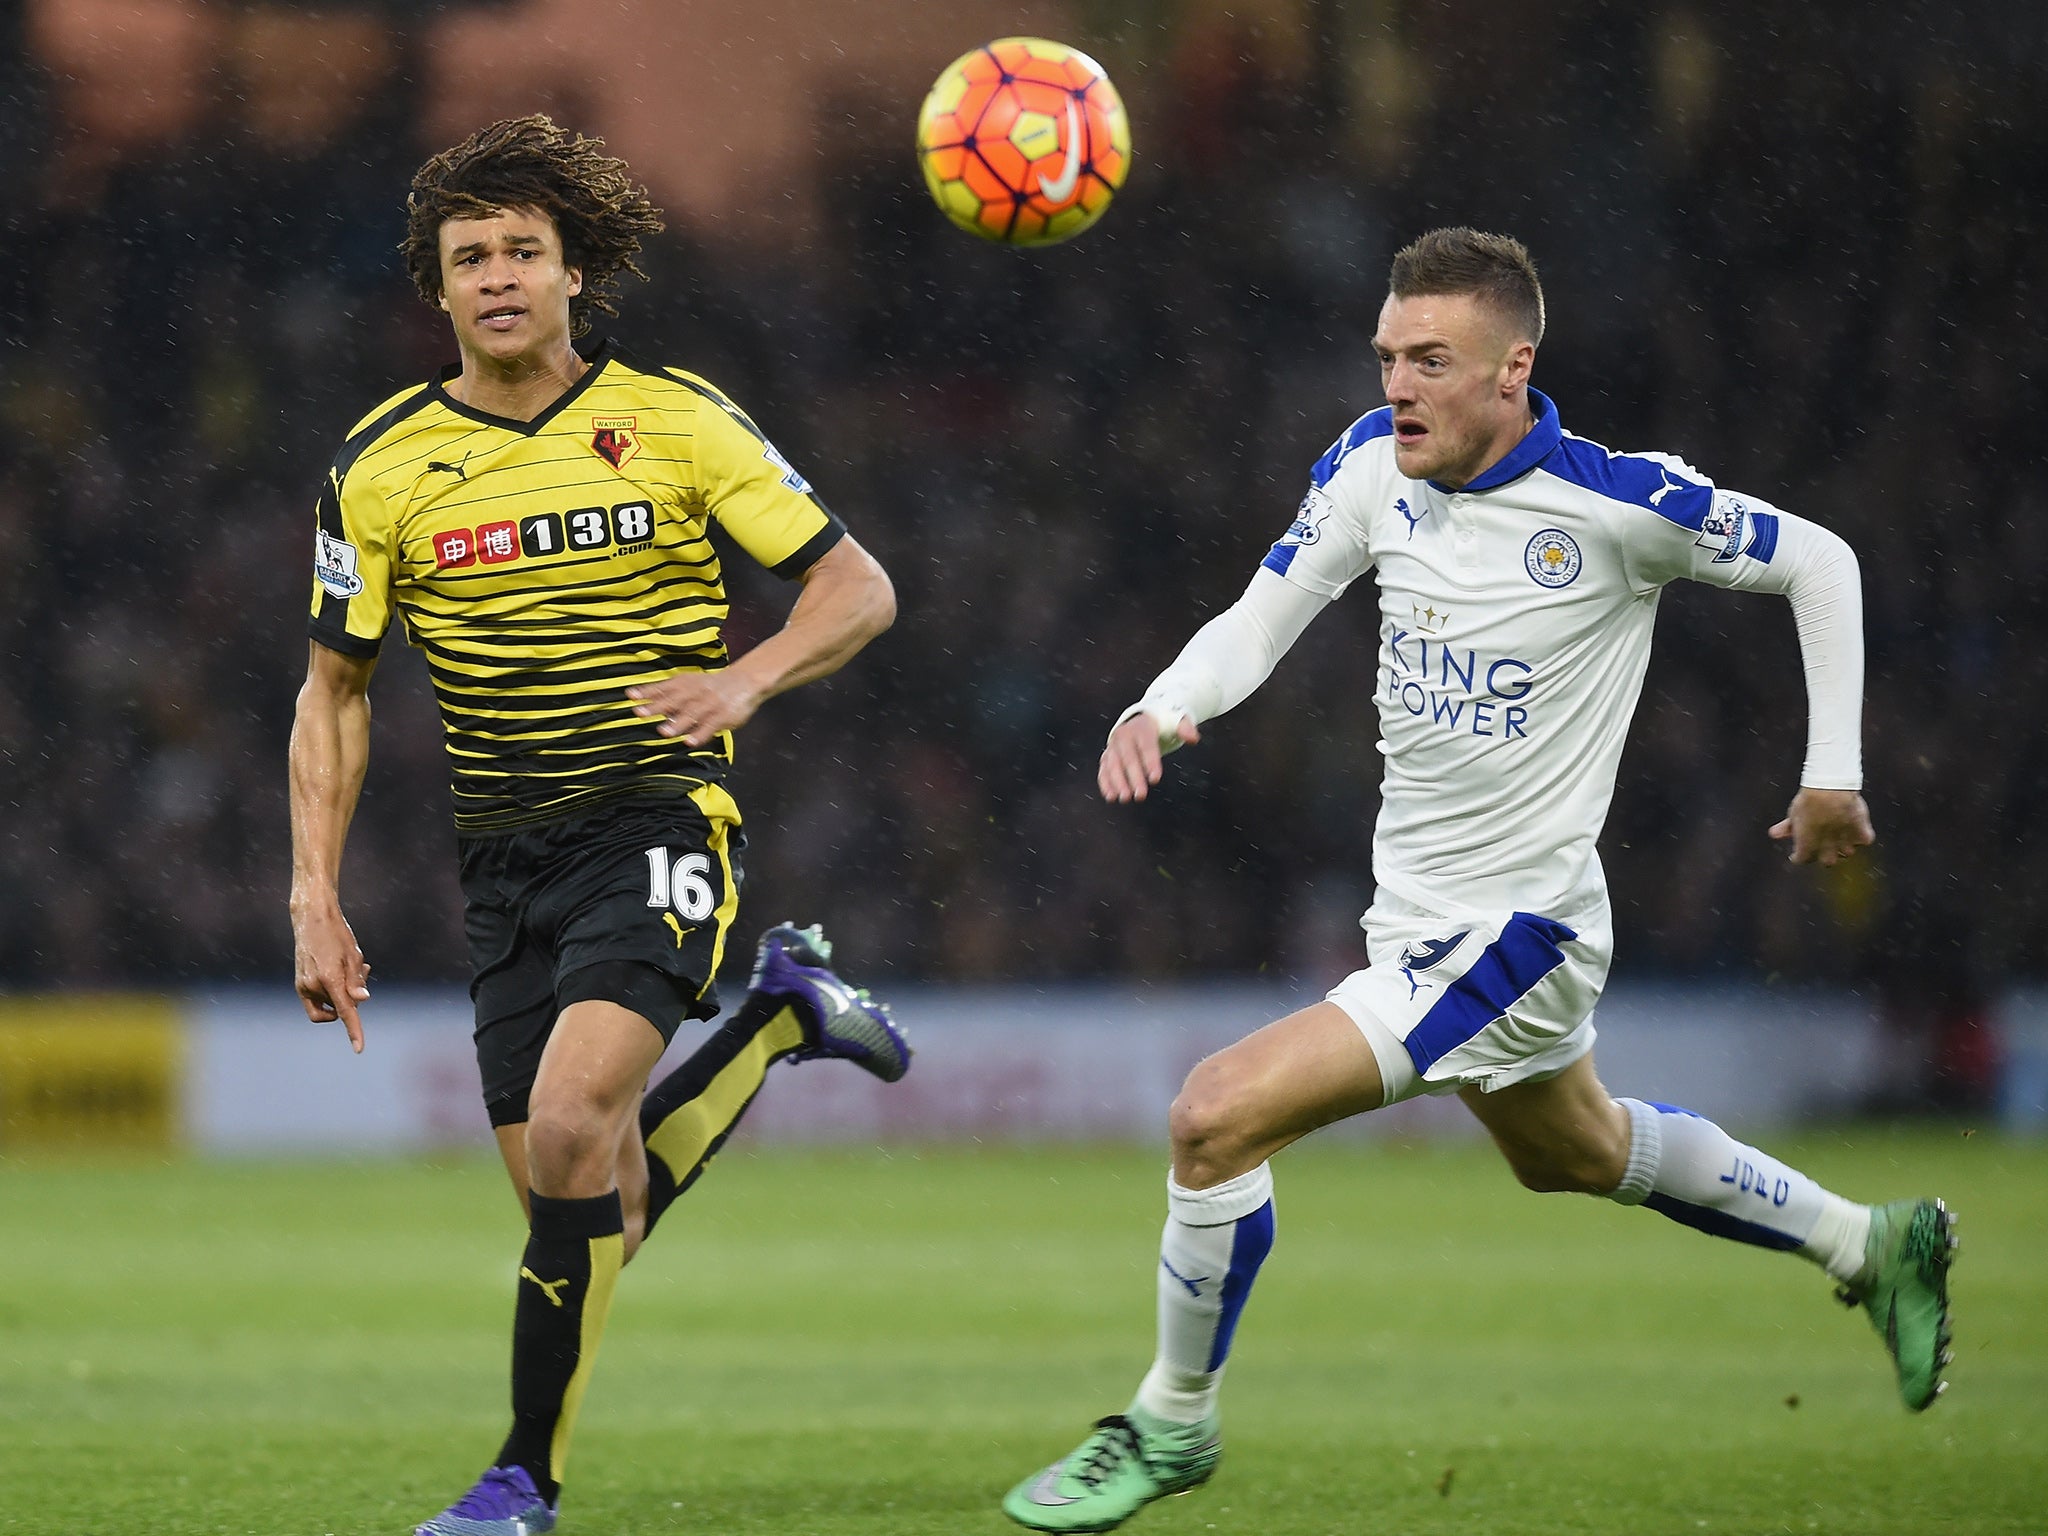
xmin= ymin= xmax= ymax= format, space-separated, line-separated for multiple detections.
xmin=1099 ymin=712 xmax=1199 ymax=803
xmin=1769 ymin=787 xmax=1875 ymax=867
xmin=292 ymin=899 xmax=371 ymax=1053
xmin=627 ymin=670 xmax=765 ymax=746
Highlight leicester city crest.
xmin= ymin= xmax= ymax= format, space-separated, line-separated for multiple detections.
xmin=1524 ymin=528 xmax=1582 ymax=588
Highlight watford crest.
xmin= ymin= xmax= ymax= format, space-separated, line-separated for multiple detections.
xmin=591 ymin=416 xmax=641 ymax=470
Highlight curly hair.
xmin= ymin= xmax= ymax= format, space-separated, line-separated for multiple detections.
xmin=403 ymin=114 xmax=666 ymax=338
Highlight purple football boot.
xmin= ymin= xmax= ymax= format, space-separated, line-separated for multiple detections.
xmin=413 ymin=1465 xmax=556 ymax=1536
xmin=750 ymin=923 xmax=911 ymax=1083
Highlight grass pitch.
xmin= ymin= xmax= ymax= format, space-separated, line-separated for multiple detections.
xmin=1 ymin=1129 xmax=2042 ymax=1535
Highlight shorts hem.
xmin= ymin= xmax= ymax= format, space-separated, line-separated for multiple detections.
xmin=1324 ymin=986 xmax=1418 ymax=1107
xmin=1421 ymin=1018 xmax=1598 ymax=1095
xmin=557 ymin=958 xmax=716 ymax=1044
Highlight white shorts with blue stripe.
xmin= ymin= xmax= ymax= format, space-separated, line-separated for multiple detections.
xmin=1325 ymin=881 xmax=1613 ymax=1105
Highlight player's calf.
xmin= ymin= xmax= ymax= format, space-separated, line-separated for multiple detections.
xmin=1489 ymin=1128 xmax=1629 ymax=1194
xmin=1609 ymin=1097 xmax=1868 ymax=1270
xmin=635 ymin=923 xmax=907 ymax=1241
xmin=1608 ymin=1098 xmax=1958 ymax=1410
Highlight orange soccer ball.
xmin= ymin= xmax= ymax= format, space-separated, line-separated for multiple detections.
xmin=915 ymin=37 xmax=1132 ymax=247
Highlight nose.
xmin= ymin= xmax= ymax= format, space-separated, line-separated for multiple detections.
xmin=480 ymin=255 xmax=521 ymax=292
xmin=1383 ymin=359 xmax=1416 ymax=405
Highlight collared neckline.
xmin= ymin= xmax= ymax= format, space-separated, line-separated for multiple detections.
xmin=1430 ymin=387 xmax=1562 ymax=495
xmin=431 ymin=336 xmax=614 ymax=435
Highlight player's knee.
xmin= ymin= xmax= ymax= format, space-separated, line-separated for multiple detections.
xmin=524 ymin=1096 xmax=621 ymax=1187
xmin=1169 ymin=1056 xmax=1255 ymax=1170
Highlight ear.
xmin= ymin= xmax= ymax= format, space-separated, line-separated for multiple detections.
xmin=566 ymin=266 xmax=583 ymax=298
xmin=1501 ymin=339 xmax=1535 ymax=394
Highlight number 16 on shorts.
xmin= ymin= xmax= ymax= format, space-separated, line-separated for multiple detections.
xmin=645 ymin=847 xmax=716 ymax=922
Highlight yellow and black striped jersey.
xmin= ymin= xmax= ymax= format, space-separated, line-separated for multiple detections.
xmin=308 ymin=339 xmax=843 ymax=834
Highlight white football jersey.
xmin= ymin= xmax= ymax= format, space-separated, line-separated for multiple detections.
xmin=1258 ymin=388 xmax=1855 ymax=916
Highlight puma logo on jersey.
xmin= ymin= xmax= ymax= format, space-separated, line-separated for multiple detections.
xmin=520 ymin=1267 xmax=571 ymax=1307
xmin=427 ymin=453 xmax=471 ymax=480
xmin=663 ymin=913 xmax=694 ymax=948
xmin=1648 ymin=469 xmax=1682 ymax=507
xmin=1400 ymin=931 xmax=1470 ymax=998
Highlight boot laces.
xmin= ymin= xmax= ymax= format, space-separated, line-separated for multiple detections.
xmin=1074 ymin=1416 xmax=1145 ymax=1489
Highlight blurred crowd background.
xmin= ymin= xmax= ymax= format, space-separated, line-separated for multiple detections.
xmin=1 ymin=0 xmax=2041 ymax=1107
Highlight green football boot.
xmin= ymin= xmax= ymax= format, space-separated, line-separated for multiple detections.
xmin=1837 ymin=1197 xmax=1958 ymax=1410
xmin=1003 ymin=1410 xmax=1220 ymax=1534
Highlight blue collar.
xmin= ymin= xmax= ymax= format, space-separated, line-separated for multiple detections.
xmin=1429 ymin=388 xmax=1562 ymax=494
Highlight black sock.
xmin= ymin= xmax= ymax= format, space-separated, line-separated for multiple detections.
xmin=495 ymin=1189 xmax=625 ymax=1503
xmin=639 ymin=993 xmax=807 ymax=1237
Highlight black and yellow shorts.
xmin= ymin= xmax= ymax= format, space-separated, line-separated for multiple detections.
xmin=457 ymin=788 xmax=745 ymax=1127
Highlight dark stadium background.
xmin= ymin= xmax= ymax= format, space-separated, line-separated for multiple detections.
xmin=1 ymin=0 xmax=2040 ymax=1114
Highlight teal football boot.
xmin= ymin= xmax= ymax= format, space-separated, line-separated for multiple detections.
xmin=1838 ymin=1197 xmax=1958 ymax=1410
xmin=1004 ymin=1409 xmax=1220 ymax=1533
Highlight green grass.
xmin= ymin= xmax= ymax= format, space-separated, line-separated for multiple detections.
xmin=1 ymin=1130 xmax=2042 ymax=1534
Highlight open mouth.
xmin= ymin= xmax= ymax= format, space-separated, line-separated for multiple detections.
xmin=1394 ymin=418 xmax=1428 ymax=446
xmin=478 ymin=306 xmax=526 ymax=331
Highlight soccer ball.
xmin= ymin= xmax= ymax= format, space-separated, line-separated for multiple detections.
xmin=915 ymin=37 xmax=1132 ymax=247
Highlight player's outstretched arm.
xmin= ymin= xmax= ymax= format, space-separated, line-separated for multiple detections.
xmin=1100 ymin=711 xmax=1201 ymax=803
xmin=1098 ymin=567 xmax=1327 ymax=805
xmin=1667 ymin=501 xmax=1871 ymax=873
xmin=1769 ymin=787 xmax=1875 ymax=867
xmin=288 ymin=641 xmax=377 ymax=1052
xmin=628 ymin=534 xmax=895 ymax=747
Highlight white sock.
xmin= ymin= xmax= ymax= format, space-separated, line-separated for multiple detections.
xmin=1611 ymin=1098 xmax=1871 ymax=1283
xmin=1133 ymin=1163 xmax=1276 ymax=1428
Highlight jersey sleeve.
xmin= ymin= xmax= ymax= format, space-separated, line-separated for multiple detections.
xmin=1120 ymin=567 xmax=1329 ymax=748
xmin=1258 ymin=472 xmax=1374 ymax=600
xmin=1620 ymin=473 xmax=1790 ymax=593
xmin=689 ymin=389 xmax=846 ymax=579
xmin=307 ymin=464 xmax=395 ymax=657
xmin=1623 ymin=486 xmax=1865 ymax=789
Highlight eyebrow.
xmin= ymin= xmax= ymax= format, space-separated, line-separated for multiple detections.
xmin=447 ymin=233 xmax=547 ymax=257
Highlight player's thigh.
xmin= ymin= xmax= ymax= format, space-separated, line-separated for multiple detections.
xmin=1458 ymin=1053 xmax=1630 ymax=1192
xmin=463 ymin=795 xmax=744 ymax=1132
xmin=538 ymin=795 xmax=746 ymax=1028
xmin=530 ymin=998 xmax=670 ymax=1125
xmin=525 ymin=999 xmax=669 ymax=1197
xmin=1176 ymin=1001 xmax=1387 ymax=1152
xmin=461 ymin=843 xmax=560 ymax=1134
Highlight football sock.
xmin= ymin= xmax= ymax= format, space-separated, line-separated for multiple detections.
xmin=638 ymin=993 xmax=807 ymax=1238
xmin=1134 ymin=1162 xmax=1276 ymax=1426
xmin=496 ymin=1189 xmax=626 ymax=1502
xmin=1610 ymin=1098 xmax=1871 ymax=1282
